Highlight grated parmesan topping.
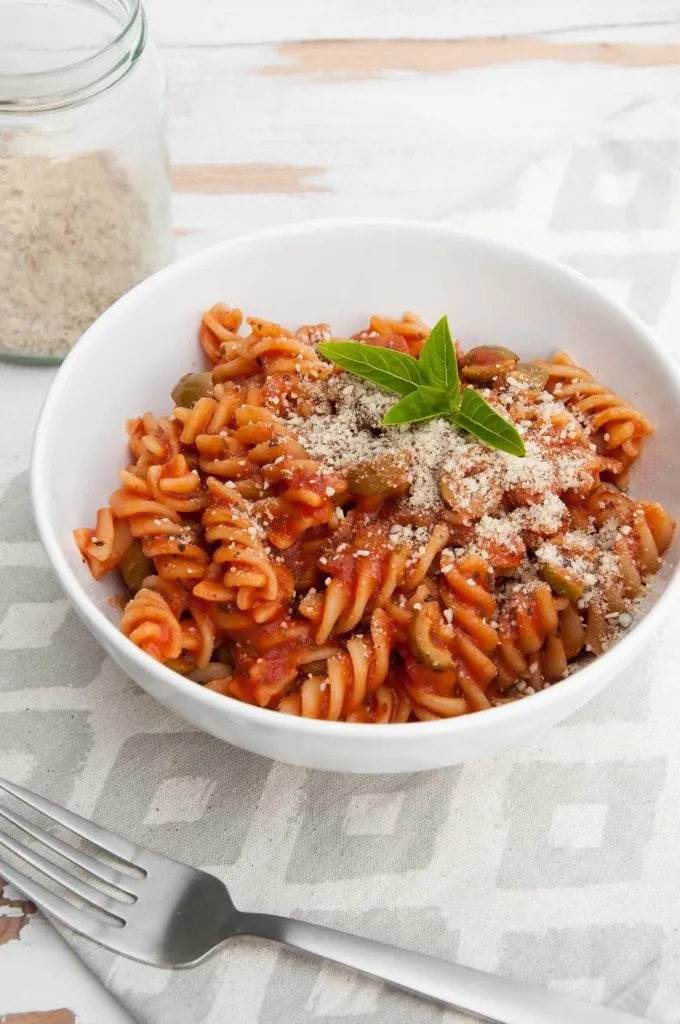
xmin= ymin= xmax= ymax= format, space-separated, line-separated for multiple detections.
xmin=388 ymin=523 xmax=430 ymax=547
xmin=278 ymin=356 xmax=654 ymax=668
xmin=292 ymin=373 xmax=596 ymax=527
xmin=291 ymin=378 xmax=471 ymax=508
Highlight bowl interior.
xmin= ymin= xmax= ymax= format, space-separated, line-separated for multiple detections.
xmin=34 ymin=220 xmax=680 ymax=641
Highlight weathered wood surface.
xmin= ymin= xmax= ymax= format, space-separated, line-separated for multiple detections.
xmin=138 ymin=2 xmax=680 ymax=255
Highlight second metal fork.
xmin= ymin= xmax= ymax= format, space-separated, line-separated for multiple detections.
xmin=0 ymin=776 xmax=648 ymax=1024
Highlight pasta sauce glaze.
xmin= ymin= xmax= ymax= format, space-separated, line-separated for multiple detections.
xmin=75 ymin=306 xmax=675 ymax=723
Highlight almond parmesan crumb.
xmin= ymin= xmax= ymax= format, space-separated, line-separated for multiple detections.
xmin=0 ymin=149 xmax=163 ymax=358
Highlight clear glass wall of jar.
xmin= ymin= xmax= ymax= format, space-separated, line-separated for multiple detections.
xmin=0 ymin=0 xmax=173 ymax=363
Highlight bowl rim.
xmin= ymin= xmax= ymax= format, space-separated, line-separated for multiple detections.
xmin=31 ymin=216 xmax=680 ymax=740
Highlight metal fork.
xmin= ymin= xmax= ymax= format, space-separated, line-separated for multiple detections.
xmin=0 ymin=777 xmax=648 ymax=1024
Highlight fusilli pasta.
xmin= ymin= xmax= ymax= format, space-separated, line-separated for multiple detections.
xmin=75 ymin=307 xmax=675 ymax=723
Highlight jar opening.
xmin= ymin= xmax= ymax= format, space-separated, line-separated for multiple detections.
xmin=0 ymin=0 xmax=145 ymax=111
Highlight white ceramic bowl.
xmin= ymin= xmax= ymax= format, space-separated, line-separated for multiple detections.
xmin=32 ymin=219 xmax=680 ymax=773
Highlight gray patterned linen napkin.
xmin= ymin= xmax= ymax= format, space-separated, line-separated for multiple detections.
xmin=2 ymin=99 xmax=680 ymax=1024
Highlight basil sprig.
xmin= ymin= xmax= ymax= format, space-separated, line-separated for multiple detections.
xmin=312 ymin=341 xmax=422 ymax=396
xmin=318 ymin=316 xmax=526 ymax=457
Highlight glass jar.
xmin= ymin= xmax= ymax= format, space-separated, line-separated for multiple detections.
xmin=0 ymin=0 xmax=173 ymax=364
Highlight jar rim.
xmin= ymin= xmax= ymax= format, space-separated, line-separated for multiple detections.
xmin=0 ymin=0 xmax=146 ymax=112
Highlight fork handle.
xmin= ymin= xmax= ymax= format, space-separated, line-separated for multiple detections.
xmin=237 ymin=913 xmax=647 ymax=1024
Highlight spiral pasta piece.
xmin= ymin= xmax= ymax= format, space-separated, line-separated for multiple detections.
xmin=511 ymin=598 xmax=587 ymax=691
xmin=171 ymin=597 xmax=217 ymax=673
xmin=439 ymin=553 xmax=498 ymax=654
xmin=299 ymin=519 xmax=449 ymax=643
xmin=494 ymin=582 xmax=560 ymax=690
xmin=120 ymin=588 xmax=183 ymax=663
xmin=199 ymin=304 xmax=246 ymax=366
xmin=74 ymin=509 xmax=132 ymax=580
xmin=237 ymin=409 xmax=345 ymax=549
xmin=275 ymin=609 xmax=397 ymax=721
xmin=174 ymin=386 xmax=344 ymax=545
xmin=534 ymin=352 xmax=653 ymax=475
xmin=245 ymin=316 xmax=330 ymax=377
xmin=355 ymin=311 xmax=431 ymax=356
xmin=194 ymin=476 xmax=292 ymax=625
xmin=108 ymin=460 xmax=210 ymax=585
xmin=576 ymin=487 xmax=675 ymax=654
xmin=127 ymin=413 xmax=182 ymax=477
xmin=404 ymin=597 xmax=498 ymax=717
xmin=202 ymin=308 xmax=331 ymax=383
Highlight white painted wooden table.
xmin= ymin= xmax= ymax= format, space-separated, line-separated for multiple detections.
xmin=3 ymin=2 xmax=680 ymax=1020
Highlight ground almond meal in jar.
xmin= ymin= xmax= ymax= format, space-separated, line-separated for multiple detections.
xmin=0 ymin=0 xmax=172 ymax=362
xmin=0 ymin=148 xmax=157 ymax=360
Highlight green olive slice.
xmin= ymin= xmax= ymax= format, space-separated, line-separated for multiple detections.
xmin=460 ymin=345 xmax=519 ymax=384
xmin=119 ymin=540 xmax=154 ymax=593
xmin=171 ymin=371 xmax=214 ymax=408
xmin=347 ymin=452 xmax=410 ymax=497
xmin=540 ymin=563 xmax=585 ymax=601
xmin=410 ymin=603 xmax=454 ymax=671
xmin=214 ymin=644 xmax=234 ymax=667
xmin=299 ymin=658 xmax=327 ymax=676
xmin=510 ymin=363 xmax=549 ymax=390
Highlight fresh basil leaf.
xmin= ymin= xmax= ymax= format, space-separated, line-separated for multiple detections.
xmin=382 ymin=386 xmax=448 ymax=426
xmin=451 ymin=387 xmax=526 ymax=457
xmin=320 ymin=323 xmax=526 ymax=458
xmin=318 ymin=341 xmax=423 ymax=397
xmin=418 ymin=316 xmax=459 ymax=398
